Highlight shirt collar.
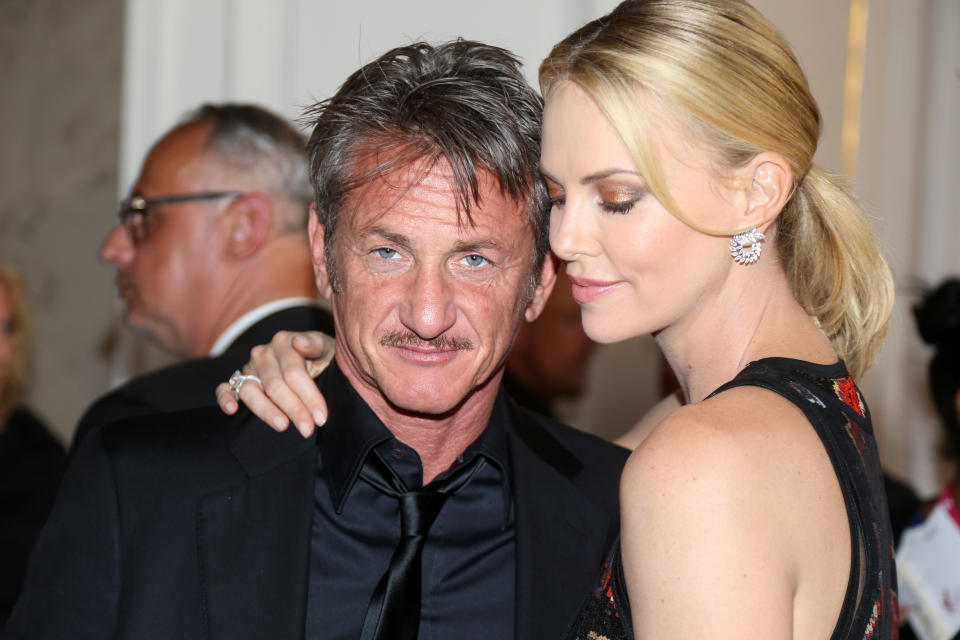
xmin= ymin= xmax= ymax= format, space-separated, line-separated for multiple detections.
xmin=317 ymin=362 xmax=513 ymax=515
xmin=208 ymin=297 xmax=320 ymax=356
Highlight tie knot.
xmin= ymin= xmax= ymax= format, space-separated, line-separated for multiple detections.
xmin=360 ymin=452 xmax=488 ymax=537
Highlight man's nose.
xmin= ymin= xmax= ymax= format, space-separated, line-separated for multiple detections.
xmin=400 ymin=266 xmax=458 ymax=341
xmin=99 ymin=225 xmax=135 ymax=266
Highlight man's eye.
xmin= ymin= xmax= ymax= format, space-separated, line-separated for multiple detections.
xmin=460 ymin=254 xmax=488 ymax=267
xmin=374 ymin=248 xmax=399 ymax=259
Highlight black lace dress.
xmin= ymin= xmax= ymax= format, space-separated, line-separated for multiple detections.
xmin=563 ymin=358 xmax=899 ymax=640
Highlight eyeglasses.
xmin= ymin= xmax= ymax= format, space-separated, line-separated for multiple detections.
xmin=116 ymin=191 xmax=243 ymax=244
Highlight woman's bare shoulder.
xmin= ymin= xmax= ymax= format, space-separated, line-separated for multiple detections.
xmin=615 ymin=390 xmax=683 ymax=450
xmin=618 ymin=386 xmax=842 ymax=637
xmin=621 ymin=385 xmax=825 ymax=501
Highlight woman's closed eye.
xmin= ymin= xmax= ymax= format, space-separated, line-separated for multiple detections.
xmin=599 ymin=185 xmax=645 ymax=215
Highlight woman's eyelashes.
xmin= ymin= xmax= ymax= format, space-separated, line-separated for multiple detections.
xmin=600 ymin=200 xmax=637 ymax=214
xmin=545 ymin=180 xmax=565 ymax=209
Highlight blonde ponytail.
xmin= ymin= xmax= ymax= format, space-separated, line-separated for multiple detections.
xmin=778 ymin=166 xmax=894 ymax=379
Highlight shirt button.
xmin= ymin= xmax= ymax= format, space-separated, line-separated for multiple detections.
xmin=391 ymin=448 xmax=404 ymax=460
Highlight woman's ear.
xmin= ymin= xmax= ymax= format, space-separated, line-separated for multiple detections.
xmin=224 ymin=193 xmax=273 ymax=259
xmin=742 ymin=152 xmax=793 ymax=232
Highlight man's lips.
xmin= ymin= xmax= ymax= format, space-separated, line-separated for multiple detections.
xmin=390 ymin=344 xmax=462 ymax=365
xmin=114 ymin=276 xmax=132 ymax=300
xmin=567 ymin=276 xmax=624 ymax=304
xmin=380 ymin=331 xmax=473 ymax=365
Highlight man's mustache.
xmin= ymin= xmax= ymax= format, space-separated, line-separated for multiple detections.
xmin=380 ymin=330 xmax=473 ymax=351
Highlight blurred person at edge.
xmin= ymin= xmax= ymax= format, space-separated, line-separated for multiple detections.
xmin=71 ymin=104 xmax=333 ymax=448
xmin=0 ymin=265 xmax=65 ymax=627
xmin=897 ymin=278 xmax=960 ymax=640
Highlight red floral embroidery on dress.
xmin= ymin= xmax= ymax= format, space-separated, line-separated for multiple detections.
xmin=834 ymin=376 xmax=865 ymax=416
xmin=593 ymin=559 xmax=619 ymax=616
xmin=863 ymin=600 xmax=880 ymax=637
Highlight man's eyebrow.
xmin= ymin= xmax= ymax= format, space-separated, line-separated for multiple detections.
xmin=453 ymin=239 xmax=499 ymax=253
xmin=364 ymin=227 xmax=411 ymax=249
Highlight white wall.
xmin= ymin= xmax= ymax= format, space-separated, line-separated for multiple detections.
xmin=857 ymin=0 xmax=960 ymax=494
xmin=0 ymin=0 xmax=124 ymax=443
xmin=120 ymin=0 xmax=624 ymax=191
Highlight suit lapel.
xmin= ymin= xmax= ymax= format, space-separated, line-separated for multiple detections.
xmin=509 ymin=404 xmax=613 ymax=640
xmin=197 ymin=414 xmax=317 ymax=640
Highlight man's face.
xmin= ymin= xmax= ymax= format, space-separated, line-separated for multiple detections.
xmin=100 ymin=123 xmax=226 ymax=356
xmin=313 ymin=160 xmax=552 ymax=417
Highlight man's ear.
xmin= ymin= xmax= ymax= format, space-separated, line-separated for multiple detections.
xmin=308 ymin=203 xmax=333 ymax=300
xmin=738 ymin=152 xmax=793 ymax=233
xmin=224 ymin=192 xmax=272 ymax=259
xmin=524 ymin=252 xmax=559 ymax=323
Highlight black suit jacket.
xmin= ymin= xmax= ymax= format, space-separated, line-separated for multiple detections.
xmin=8 ymin=379 xmax=627 ymax=639
xmin=0 ymin=408 xmax=66 ymax=619
xmin=71 ymin=304 xmax=334 ymax=447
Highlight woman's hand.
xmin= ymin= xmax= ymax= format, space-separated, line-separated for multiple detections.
xmin=216 ymin=331 xmax=336 ymax=437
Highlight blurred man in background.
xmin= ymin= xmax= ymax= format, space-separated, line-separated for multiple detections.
xmin=503 ymin=263 xmax=596 ymax=418
xmin=73 ymin=104 xmax=333 ymax=445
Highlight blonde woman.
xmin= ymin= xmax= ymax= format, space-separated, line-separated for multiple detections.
xmin=220 ymin=1 xmax=898 ymax=637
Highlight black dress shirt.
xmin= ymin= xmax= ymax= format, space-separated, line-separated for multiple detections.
xmin=305 ymin=362 xmax=516 ymax=640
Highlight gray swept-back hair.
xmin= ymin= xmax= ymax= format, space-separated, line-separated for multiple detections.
xmin=182 ymin=103 xmax=312 ymax=232
xmin=304 ymin=40 xmax=548 ymax=294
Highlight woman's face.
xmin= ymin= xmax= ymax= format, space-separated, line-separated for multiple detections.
xmin=0 ymin=282 xmax=13 ymax=390
xmin=540 ymin=81 xmax=744 ymax=344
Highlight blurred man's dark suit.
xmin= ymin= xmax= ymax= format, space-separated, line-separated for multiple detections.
xmin=72 ymin=304 xmax=333 ymax=447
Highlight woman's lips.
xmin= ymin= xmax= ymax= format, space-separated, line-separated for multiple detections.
xmin=567 ymin=276 xmax=623 ymax=304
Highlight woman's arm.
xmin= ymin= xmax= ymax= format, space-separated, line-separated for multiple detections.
xmin=620 ymin=400 xmax=797 ymax=639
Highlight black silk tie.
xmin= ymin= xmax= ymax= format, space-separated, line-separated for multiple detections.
xmin=358 ymin=451 xmax=486 ymax=640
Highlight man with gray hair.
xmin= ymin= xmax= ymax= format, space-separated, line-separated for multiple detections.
xmin=72 ymin=104 xmax=333 ymax=445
